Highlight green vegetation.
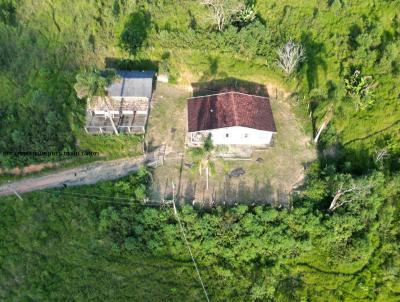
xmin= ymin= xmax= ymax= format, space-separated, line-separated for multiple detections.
xmin=74 ymin=68 xmax=118 ymax=100
xmin=74 ymin=133 xmax=143 ymax=159
xmin=0 ymin=0 xmax=399 ymax=301
xmin=189 ymin=134 xmax=215 ymax=190
xmin=0 ymin=168 xmax=399 ymax=301
xmin=1 ymin=0 xmax=398 ymax=169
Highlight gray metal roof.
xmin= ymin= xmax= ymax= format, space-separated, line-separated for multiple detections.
xmin=106 ymin=71 xmax=155 ymax=98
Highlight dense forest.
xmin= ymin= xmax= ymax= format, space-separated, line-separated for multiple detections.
xmin=0 ymin=0 xmax=399 ymax=301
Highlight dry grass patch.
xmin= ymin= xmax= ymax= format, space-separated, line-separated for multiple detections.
xmin=146 ymin=82 xmax=316 ymax=205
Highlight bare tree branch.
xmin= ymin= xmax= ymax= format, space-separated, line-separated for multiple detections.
xmin=276 ymin=40 xmax=305 ymax=76
xmin=375 ymin=149 xmax=390 ymax=163
xmin=329 ymin=182 xmax=373 ymax=212
xmin=201 ymin=0 xmax=244 ymax=31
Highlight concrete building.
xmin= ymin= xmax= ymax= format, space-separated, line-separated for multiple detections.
xmin=187 ymin=92 xmax=276 ymax=147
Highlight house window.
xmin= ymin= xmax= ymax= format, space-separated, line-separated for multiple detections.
xmin=225 ymin=133 xmax=229 ymax=138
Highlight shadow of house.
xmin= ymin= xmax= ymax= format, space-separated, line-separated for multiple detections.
xmin=192 ymin=77 xmax=269 ymax=97
xmin=105 ymin=57 xmax=159 ymax=94
xmin=105 ymin=57 xmax=159 ymax=72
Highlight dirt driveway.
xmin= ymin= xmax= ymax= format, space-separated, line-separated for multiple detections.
xmin=146 ymin=82 xmax=316 ymax=205
xmin=0 ymin=156 xmax=148 ymax=197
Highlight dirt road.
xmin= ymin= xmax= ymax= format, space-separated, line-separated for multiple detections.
xmin=0 ymin=156 xmax=149 ymax=197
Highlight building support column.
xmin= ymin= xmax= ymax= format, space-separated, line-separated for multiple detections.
xmin=107 ymin=112 xmax=119 ymax=136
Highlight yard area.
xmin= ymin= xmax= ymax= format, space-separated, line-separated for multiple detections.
xmin=146 ymin=81 xmax=316 ymax=205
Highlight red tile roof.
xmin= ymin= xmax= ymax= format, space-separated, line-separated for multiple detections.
xmin=187 ymin=92 xmax=276 ymax=132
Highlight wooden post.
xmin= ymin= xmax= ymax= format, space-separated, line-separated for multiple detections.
xmin=206 ymin=166 xmax=209 ymax=191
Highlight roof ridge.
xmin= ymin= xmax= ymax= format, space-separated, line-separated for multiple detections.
xmin=188 ymin=91 xmax=233 ymax=99
xmin=188 ymin=91 xmax=268 ymax=100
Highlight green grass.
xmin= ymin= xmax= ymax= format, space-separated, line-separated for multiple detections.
xmin=75 ymin=131 xmax=143 ymax=159
xmin=0 ymin=191 xmax=203 ymax=301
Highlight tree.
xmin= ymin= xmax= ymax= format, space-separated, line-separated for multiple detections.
xmin=328 ymin=175 xmax=373 ymax=212
xmin=74 ymin=68 xmax=117 ymax=100
xmin=231 ymin=4 xmax=256 ymax=29
xmin=344 ymin=70 xmax=377 ymax=111
xmin=190 ymin=134 xmax=214 ymax=191
xmin=201 ymin=0 xmax=245 ymax=32
xmin=276 ymin=40 xmax=305 ymax=76
xmin=74 ymin=68 xmax=119 ymax=135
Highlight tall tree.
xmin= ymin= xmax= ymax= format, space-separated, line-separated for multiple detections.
xmin=190 ymin=134 xmax=215 ymax=191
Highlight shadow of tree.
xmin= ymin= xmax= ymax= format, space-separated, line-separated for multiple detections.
xmin=343 ymin=119 xmax=400 ymax=146
xmin=188 ymin=10 xmax=197 ymax=30
xmin=301 ymin=32 xmax=327 ymax=91
xmin=119 ymin=10 xmax=151 ymax=56
xmin=319 ymin=121 xmax=400 ymax=175
xmin=145 ymin=138 xmax=159 ymax=153
xmin=184 ymin=181 xmax=197 ymax=202
xmin=348 ymin=24 xmax=362 ymax=50
xmin=199 ymin=56 xmax=227 ymax=82
xmin=150 ymin=168 xmax=301 ymax=207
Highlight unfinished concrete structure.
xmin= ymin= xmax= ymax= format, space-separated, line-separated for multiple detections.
xmin=85 ymin=71 xmax=155 ymax=135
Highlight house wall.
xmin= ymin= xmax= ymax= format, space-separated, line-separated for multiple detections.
xmin=110 ymin=96 xmax=149 ymax=114
xmin=111 ymin=96 xmax=148 ymax=102
xmin=192 ymin=126 xmax=274 ymax=145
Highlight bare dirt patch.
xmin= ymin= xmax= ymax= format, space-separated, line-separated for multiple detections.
xmin=146 ymin=82 xmax=191 ymax=152
xmin=146 ymin=82 xmax=316 ymax=205
xmin=0 ymin=162 xmax=62 ymax=176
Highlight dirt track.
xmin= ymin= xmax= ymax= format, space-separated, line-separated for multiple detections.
xmin=0 ymin=156 xmax=147 ymax=197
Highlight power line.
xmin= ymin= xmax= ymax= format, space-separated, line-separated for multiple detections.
xmin=46 ymin=191 xmax=136 ymax=201
xmin=169 ymin=182 xmax=211 ymax=302
xmin=40 ymin=190 xmax=162 ymax=206
xmin=2 ymin=184 xmax=211 ymax=299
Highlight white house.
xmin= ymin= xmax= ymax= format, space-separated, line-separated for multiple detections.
xmin=85 ymin=70 xmax=155 ymax=135
xmin=187 ymin=91 xmax=277 ymax=147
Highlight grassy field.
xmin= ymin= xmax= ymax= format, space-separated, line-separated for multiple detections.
xmin=75 ymin=131 xmax=144 ymax=159
xmin=0 ymin=191 xmax=203 ymax=301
